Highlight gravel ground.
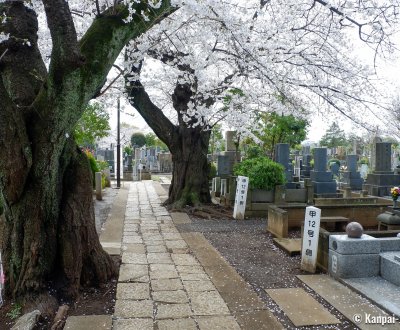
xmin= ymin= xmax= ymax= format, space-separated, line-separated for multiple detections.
xmin=177 ymin=217 xmax=359 ymax=330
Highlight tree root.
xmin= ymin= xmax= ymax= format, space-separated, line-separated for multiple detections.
xmin=168 ymin=203 xmax=233 ymax=220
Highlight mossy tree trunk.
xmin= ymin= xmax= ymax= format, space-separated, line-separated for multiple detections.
xmin=128 ymin=70 xmax=212 ymax=208
xmin=0 ymin=0 xmax=173 ymax=303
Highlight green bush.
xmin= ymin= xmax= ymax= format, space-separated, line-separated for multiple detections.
xmin=83 ymin=149 xmax=99 ymax=187
xmin=208 ymin=162 xmax=217 ymax=180
xmin=359 ymin=157 xmax=369 ymax=165
xmin=245 ymin=145 xmax=263 ymax=159
xmin=233 ymin=157 xmax=286 ymax=190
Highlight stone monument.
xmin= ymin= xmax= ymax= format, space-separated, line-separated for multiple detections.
xmin=217 ymin=131 xmax=239 ymax=177
xmin=301 ymin=154 xmax=312 ymax=179
xmin=341 ymin=155 xmax=363 ymax=190
xmin=274 ymin=143 xmax=295 ymax=188
xmin=364 ymin=142 xmax=400 ymax=196
xmin=310 ymin=148 xmax=337 ymax=196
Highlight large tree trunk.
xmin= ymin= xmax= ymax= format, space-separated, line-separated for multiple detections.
xmin=0 ymin=139 xmax=116 ymax=304
xmin=167 ymin=128 xmax=211 ymax=208
xmin=0 ymin=0 xmax=174 ymax=307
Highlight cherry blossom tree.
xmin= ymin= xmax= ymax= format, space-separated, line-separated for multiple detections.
xmin=0 ymin=0 xmax=175 ymax=309
xmin=122 ymin=0 xmax=399 ymax=208
xmin=0 ymin=0 xmax=399 ymax=309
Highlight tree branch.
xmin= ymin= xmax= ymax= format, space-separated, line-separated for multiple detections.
xmin=125 ymin=60 xmax=176 ymax=147
xmin=42 ymin=0 xmax=80 ymax=71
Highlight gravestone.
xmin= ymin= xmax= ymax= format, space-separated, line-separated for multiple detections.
xmin=135 ymin=148 xmax=141 ymax=160
xmin=225 ymin=131 xmax=236 ymax=152
xmin=302 ymin=145 xmax=311 ymax=155
xmin=274 ymin=143 xmax=295 ymax=187
xmin=364 ymin=142 xmax=400 ymax=196
xmin=330 ymin=162 xmax=340 ymax=177
xmin=310 ymin=148 xmax=337 ymax=196
xmin=370 ymin=136 xmax=383 ymax=171
xmin=341 ymin=155 xmax=363 ymax=190
xmin=126 ymin=155 xmax=133 ymax=171
xmin=217 ymin=155 xmax=231 ymax=177
xmin=301 ymin=154 xmax=312 ymax=179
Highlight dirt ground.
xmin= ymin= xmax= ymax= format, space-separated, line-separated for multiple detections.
xmin=179 ymin=215 xmax=359 ymax=330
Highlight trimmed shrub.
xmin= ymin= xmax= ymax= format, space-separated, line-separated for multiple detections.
xmin=234 ymin=157 xmax=286 ymax=190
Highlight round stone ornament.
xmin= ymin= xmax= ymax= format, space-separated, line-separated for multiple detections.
xmin=346 ymin=222 xmax=363 ymax=238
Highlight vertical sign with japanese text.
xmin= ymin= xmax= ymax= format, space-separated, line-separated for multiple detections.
xmin=301 ymin=206 xmax=321 ymax=273
xmin=233 ymin=176 xmax=249 ymax=220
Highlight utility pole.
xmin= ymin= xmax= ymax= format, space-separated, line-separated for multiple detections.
xmin=117 ymin=97 xmax=121 ymax=188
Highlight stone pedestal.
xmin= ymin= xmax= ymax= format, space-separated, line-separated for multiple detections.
xmin=328 ymin=234 xmax=380 ymax=279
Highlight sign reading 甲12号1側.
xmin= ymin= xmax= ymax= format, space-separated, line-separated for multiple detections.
xmin=301 ymin=206 xmax=321 ymax=273
xmin=233 ymin=176 xmax=249 ymax=220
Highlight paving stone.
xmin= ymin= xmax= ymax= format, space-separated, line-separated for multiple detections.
xmin=118 ymin=264 xmax=148 ymax=282
xmin=147 ymin=245 xmax=167 ymax=253
xmin=156 ymin=304 xmax=193 ymax=320
xmin=147 ymin=253 xmax=173 ymax=264
xmin=166 ymin=240 xmax=188 ymax=249
xmin=266 ymin=287 xmax=339 ymax=327
xmin=236 ymin=310 xmax=284 ymax=330
xmin=122 ymin=252 xmax=147 ymax=264
xmin=124 ymin=219 xmax=140 ymax=224
xmin=157 ymin=318 xmax=197 ymax=330
xmin=124 ymin=224 xmax=139 ymax=231
xmin=177 ymin=265 xmax=204 ymax=274
xmin=196 ymin=316 xmax=241 ymax=330
xmin=150 ymin=264 xmax=176 ymax=272
xmin=169 ymin=248 xmax=190 ymax=254
xmin=64 ymin=315 xmax=112 ymax=330
xmin=123 ymin=236 xmax=143 ymax=244
xmin=183 ymin=280 xmax=216 ymax=292
xmin=298 ymin=275 xmax=398 ymax=330
xmin=163 ymin=233 xmax=183 ymax=240
xmin=121 ymin=243 xmax=145 ymax=254
xmin=150 ymin=270 xmax=179 ymax=280
xmin=116 ymin=283 xmax=150 ymax=300
xmin=152 ymin=278 xmax=183 ymax=291
xmin=180 ymin=273 xmax=210 ymax=281
xmin=114 ymin=299 xmax=154 ymax=318
xmin=153 ymin=290 xmax=189 ymax=304
xmin=113 ymin=318 xmax=153 ymax=330
xmin=188 ymin=291 xmax=230 ymax=316
xmin=172 ymin=254 xmax=199 ymax=266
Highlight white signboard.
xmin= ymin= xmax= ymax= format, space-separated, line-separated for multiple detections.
xmin=301 ymin=206 xmax=321 ymax=273
xmin=233 ymin=176 xmax=249 ymax=220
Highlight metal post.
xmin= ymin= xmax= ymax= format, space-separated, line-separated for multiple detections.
xmin=117 ymin=97 xmax=121 ymax=188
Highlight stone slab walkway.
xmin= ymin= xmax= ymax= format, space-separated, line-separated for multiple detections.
xmin=113 ymin=181 xmax=246 ymax=329
xmin=298 ymin=274 xmax=400 ymax=330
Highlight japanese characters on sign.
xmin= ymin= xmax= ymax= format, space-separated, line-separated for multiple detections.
xmin=300 ymin=206 xmax=321 ymax=273
xmin=233 ymin=176 xmax=249 ymax=220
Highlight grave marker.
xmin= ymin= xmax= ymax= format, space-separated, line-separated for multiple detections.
xmin=301 ymin=206 xmax=321 ymax=273
xmin=233 ymin=176 xmax=249 ymax=220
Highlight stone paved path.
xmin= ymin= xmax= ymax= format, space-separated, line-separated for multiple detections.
xmin=113 ymin=181 xmax=242 ymax=330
